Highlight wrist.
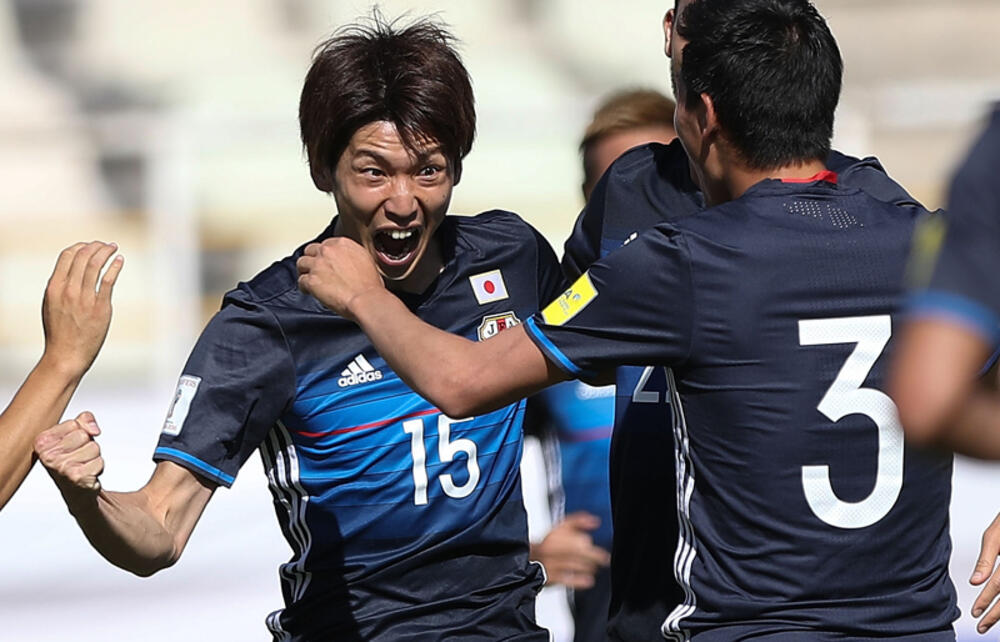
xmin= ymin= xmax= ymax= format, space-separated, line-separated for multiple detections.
xmin=37 ymin=351 xmax=87 ymax=385
xmin=346 ymin=286 xmax=394 ymax=322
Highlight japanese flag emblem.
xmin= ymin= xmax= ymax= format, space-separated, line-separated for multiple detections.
xmin=469 ymin=269 xmax=509 ymax=304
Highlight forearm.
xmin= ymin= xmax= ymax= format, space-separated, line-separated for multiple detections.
xmin=60 ymin=486 xmax=181 ymax=577
xmin=349 ymin=289 xmax=560 ymax=417
xmin=931 ymin=390 xmax=1000 ymax=460
xmin=0 ymin=356 xmax=85 ymax=508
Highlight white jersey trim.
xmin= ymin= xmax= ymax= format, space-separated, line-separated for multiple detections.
xmin=662 ymin=368 xmax=697 ymax=641
xmin=262 ymin=420 xmax=314 ymax=637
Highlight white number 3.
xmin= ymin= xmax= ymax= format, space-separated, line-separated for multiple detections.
xmin=798 ymin=315 xmax=903 ymax=529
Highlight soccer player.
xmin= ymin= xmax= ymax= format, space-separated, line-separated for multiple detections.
xmin=0 ymin=241 xmax=121 ymax=511
xmin=890 ymin=105 xmax=1000 ymax=634
xmin=527 ymin=88 xmax=676 ymax=642
xmin=561 ymin=16 xmax=941 ymax=642
xmin=296 ymin=0 xmax=959 ymax=638
xmin=33 ymin=16 xmax=562 ymax=641
xmin=580 ymin=88 xmax=677 ymax=201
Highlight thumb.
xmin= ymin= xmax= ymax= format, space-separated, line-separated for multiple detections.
xmin=75 ymin=411 xmax=101 ymax=437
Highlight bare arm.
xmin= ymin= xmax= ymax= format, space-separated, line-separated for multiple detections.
xmin=0 ymin=242 xmax=123 ymax=509
xmin=890 ymin=318 xmax=1000 ymax=458
xmin=35 ymin=412 xmax=215 ymax=576
xmin=296 ymin=238 xmax=567 ymax=418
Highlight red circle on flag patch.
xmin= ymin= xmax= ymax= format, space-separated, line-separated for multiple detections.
xmin=484 ymin=281 xmax=496 ymax=294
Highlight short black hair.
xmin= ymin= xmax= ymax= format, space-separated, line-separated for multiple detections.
xmin=676 ymin=0 xmax=842 ymax=169
xmin=299 ymin=13 xmax=476 ymax=192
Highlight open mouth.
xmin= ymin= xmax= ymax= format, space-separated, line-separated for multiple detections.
xmin=373 ymin=227 xmax=422 ymax=266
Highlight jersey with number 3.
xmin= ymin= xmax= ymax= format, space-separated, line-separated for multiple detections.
xmin=525 ymin=177 xmax=957 ymax=639
xmin=153 ymin=211 xmax=562 ymax=641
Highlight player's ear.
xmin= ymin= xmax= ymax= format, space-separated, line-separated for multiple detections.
xmin=663 ymin=9 xmax=675 ymax=58
xmin=698 ymin=92 xmax=718 ymax=140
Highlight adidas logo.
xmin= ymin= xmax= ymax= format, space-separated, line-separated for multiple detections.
xmin=338 ymin=354 xmax=383 ymax=388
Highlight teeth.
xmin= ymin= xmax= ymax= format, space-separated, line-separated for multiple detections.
xmin=389 ymin=229 xmax=415 ymax=240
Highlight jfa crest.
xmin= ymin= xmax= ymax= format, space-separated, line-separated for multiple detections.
xmin=477 ymin=312 xmax=520 ymax=341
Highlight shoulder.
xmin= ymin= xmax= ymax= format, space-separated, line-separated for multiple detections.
xmin=606 ymin=139 xmax=691 ymax=186
xmin=449 ymin=210 xmax=549 ymax=251
xmin=221 ymin=223 xmax=335 ymax=312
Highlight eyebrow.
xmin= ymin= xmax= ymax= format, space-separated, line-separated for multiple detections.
xmin=352 ymin=146 xmax=446 ymax=166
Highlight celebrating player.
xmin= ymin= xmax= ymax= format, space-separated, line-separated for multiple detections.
xmin=297 ymin=0 xmax=958 ymax=638
xmin=34 ymin=16 xmax=562 ymax=641
xmin=0 ymin=241 xmax=121 ymax=511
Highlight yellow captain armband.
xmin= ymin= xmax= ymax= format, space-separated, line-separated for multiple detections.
xmin=540 ymin=272 xmax=599 ymax=326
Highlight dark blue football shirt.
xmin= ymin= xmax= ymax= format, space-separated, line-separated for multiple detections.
xmin=537 ymin=174 xmax=957 ymax=639
xmin=153 ymin=211 xmax=563 ymax=641
xmin=560 ymin=140 xmax=945 ymax=641
xmin=910 ymin=106 xmax=1000 ymax=341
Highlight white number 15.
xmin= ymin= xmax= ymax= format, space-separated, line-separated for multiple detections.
xmin=798 ymin=315 xmax=903 ymax=529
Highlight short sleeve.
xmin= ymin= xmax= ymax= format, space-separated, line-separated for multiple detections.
xmin=909 ymin=112 xmax=1000 ymax=344
xmin=153 ymin=290 xmax=297 ymax=487
xmin=525 ymin=225 xmax=695 ymax=378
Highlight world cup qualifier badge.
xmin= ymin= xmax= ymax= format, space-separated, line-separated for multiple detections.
xmin=478 ymin=312 xmax=521 ymax=341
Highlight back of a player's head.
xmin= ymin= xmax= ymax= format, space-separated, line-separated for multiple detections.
xmin=676 ymin=0 xmax=841 ymax=169
xmin=580 ymin=88 xmax=677 ymax=189
xmin=299 ymin=13 xmax=476 ymax=192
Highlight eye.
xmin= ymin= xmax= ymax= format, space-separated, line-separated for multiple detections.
xmin=361 ymin=167 xmax=385 ymax=178
xmin=418 ymin=165 xmax=444 ymax=179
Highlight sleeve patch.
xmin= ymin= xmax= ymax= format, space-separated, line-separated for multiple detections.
xmin=541 ymin=272 xmax=598 ymax=327
xmin=162 ymin=375 xmax=202 ymax=437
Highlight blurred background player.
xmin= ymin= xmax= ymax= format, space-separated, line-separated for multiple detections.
xmin=296 ymin=0 xmax=960 ymax=637
xmin=32 ymin=15 xmax=562 ymax=641
xmin=527 ymin=87 xmax=675 ymax=642
xmin=891 ymin=104 xmax=1000 ymax=635
xmin=0 ymin=241 xmax=121 ymax=510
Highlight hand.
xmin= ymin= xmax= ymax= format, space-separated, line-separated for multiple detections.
xmin=35 ymin=411 xmax=105 ymax=497
xmin=971 ymin=512 xmax=1000 ymax=633
xmin=41 ymin=241 xmax=124 ymax=378
xmin=531 ymin=511 xmax=611 ymax=589
xmin=296 ymin=238 xmax=384 ymax=320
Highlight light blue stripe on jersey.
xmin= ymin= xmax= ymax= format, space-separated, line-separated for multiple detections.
xmin=908 ymin=289 xmax=1000 ymax=345
xmin=154 ymin=447 xmax=236 ymax=486
xmin=524 ymin=316 xmax=590 ymax=378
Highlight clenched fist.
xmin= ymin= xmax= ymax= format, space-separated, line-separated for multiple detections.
xmin=35 ymin=411 xmax=104 ymax=496
xmin=296 ymin=238 xmax=383 ymax=320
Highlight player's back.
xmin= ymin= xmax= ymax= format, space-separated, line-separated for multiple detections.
xmin=661 ymin=177 xmax=956 ymax=639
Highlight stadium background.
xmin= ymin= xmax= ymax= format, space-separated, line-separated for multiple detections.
xmin=0 ymin=0 xmax=997 ymax=639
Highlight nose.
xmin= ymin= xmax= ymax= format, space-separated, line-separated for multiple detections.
xmin=384 ymin=177 xmax=418 ymax=223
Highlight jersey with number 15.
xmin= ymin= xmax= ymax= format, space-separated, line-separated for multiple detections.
xmin=526 ymin=176 xmax=957 ymax=639
xmin=152 ymin=211 xmax=563 ymax=641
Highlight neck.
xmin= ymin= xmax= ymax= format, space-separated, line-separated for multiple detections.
xmin=387 ymin=235 xmax=444 ymax=295
xmin=703 ymin=157 xmax=829 ymax=207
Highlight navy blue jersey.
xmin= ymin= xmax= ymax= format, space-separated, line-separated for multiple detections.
xmin=561 ymin=141 xmax=945 ymax=641
xmin=153 ymin=211 xmax=563 ymax=641
xmin=910 ymin=106 xmax=1000 ymax=342
xmin=533 ymin=177 xmax=957 ymax=638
